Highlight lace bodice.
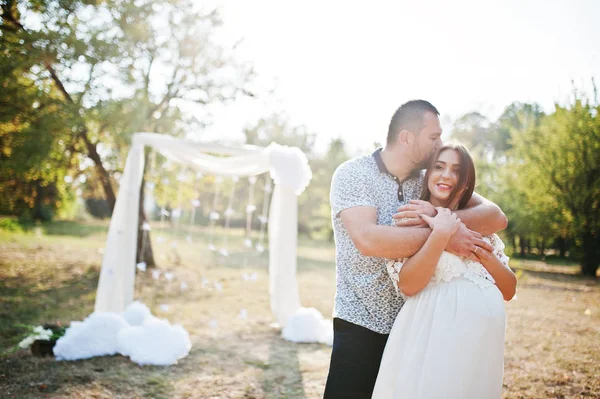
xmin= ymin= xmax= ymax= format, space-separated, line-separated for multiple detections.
xmin=386 ymin=234 xmax=509 ymax=298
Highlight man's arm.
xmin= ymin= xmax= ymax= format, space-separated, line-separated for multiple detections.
xmin=340 ymin=206 xmax=431 ymax=259
xmin=454 ymin=193 xmax=508 ymax=236
xmin=394 ymin=193 xmax=507 ymax=236
xmin=341 ymin=206 xmax=492 ymax=260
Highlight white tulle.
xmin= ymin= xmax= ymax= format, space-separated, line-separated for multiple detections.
xmin=266 ymin=142 xmax=313 ymax=195
xmin=118 ymin=318 xmax=191 ymax=366
xmin=53 ymin=301 xmax=191 ymax=366
xmin=53 ymin=313 xmax=129 ymax=360
xmin=281 ymin=307 xmax=333 ymax=346
xmin=94 ymin=133 xmax=312 ymax=329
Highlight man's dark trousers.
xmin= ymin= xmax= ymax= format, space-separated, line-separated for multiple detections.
xmin=323 ymin=318 xmax=389 ymax=398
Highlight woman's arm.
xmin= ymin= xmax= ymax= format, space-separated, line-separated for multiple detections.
xmin=396 ymin=208 xmax=460 ymax=297
xmin=397 ymin=230 xmax=451 ymax=297
xmin=473 ymin=245 xmax=517 ymax=301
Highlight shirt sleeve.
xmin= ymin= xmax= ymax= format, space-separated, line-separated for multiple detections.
xmin=330 ymin=161 xmax=376 ymax=217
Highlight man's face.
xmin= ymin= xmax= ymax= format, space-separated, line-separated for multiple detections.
xmin=410 ymin=112 xmax=442 ymax=168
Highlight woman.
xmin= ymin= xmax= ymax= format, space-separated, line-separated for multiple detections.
xmin=372 ymin=143 xmax=517 ymax=399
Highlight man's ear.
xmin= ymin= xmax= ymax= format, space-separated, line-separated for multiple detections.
xmin=398 ymin=129 xmax=412 ymax=145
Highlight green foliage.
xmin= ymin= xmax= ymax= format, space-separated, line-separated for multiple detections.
xmin=0 ymin=54 xmax=78 ymax=219
xmin=455 ymin=95 xmax=600 ymax=276
xmin=0 ymin=217 xmax=32 ymax=233
xmin=509 ymin=96 xmax=600 ymax=275
xmin=1 ymin=0 xmax=254 ymax=220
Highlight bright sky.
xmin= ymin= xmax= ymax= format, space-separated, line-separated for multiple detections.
xmin=199 ymin=0 xmax=599 ymax=154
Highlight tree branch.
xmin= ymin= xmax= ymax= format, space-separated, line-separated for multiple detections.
xmin=1 ymin=1 xmax=25 ymax=31
xmin=77 ymin=62 xmax=98 ymax=106
xmin=143 ymin=53 xmax=155 ymax=99
xmin=146 ymin=64 xmax=181 ymax=119
xmin=44 ymin=61 xmax=74 ymax=104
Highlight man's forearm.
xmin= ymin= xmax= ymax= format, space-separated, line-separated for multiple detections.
xmin=355 ymin=225 xmax=431 ymax=259
xmin=455 ymin=203 xmax=508 ymax=236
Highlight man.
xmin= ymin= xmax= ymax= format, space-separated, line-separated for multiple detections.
xmin=324 ymin=100 xmax=507 ymax=398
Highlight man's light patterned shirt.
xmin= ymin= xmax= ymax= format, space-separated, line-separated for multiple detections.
xmin=330 ymin=149 xmax=424 ymax=334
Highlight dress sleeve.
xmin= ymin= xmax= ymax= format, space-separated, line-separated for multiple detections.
xmin=489 ymin=234 xmax=518 ymax=301
xmin=490 ymin=234 xmax=510 ymax=269
xmin=386 ymin=258 xmax=408 ymax=298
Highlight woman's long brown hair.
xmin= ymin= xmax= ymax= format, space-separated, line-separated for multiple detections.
xmin=420 ymin=143 xmax=476 ymax=211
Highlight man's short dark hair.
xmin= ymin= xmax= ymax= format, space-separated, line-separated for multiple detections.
xmin=387 ymin=100 xmax=440 ymax=145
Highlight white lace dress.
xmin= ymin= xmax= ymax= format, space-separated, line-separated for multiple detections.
xmin=372 ymin=234 xmax=508 ymax=399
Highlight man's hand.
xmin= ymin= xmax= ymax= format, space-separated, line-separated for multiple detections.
xmin=393 ymin=200 xmax=437 ymax=227
xmin=446 ymin=223 xmax=493 ymax=259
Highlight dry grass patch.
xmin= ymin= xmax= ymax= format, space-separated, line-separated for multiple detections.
xmin=1 ymin=221 xmax=598 ymax=398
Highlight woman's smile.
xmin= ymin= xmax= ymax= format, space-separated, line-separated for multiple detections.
xmin=435 ymin=182 xmax=453 ymax=191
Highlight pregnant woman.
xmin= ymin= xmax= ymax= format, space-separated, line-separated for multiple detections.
xmin=372 ymin=143 xmax=517 ymax=399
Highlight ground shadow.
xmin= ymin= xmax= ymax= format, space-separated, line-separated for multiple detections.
xmin=515 ymin=266 xmax=598 ymax=293
xmin=42 ymin=220 xmax=108 ymax=238
xmin=262 ymin=335 xmax=307 ymax=399
xmin=0 ymin=352 xmax=177 ymax=399
xmin=0 ymin=268 xmax=99 ymax=350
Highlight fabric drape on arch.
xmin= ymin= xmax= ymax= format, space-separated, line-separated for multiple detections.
xmin=94 ymin=133 xmax=312 ymax=327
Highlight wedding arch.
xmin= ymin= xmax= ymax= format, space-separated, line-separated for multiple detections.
xmin=94 ymin=132 xmax=313 ymax=327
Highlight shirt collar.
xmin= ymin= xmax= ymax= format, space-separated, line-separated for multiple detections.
xmin=372 ymin=148 xmax=422 ymax=183
xmin=372 ymin=148 xmax=392 ymax=177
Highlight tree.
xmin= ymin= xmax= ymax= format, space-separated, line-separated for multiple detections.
xmin=450 ymin=111 xmax=491 ymax=158
xmin=244 ymin=114 xmax=317 ymax=158
xmin=483 ymin=103 xmax=549 ymax=257
xmin=1 ymin=0 xmax=254 ymax=216
xmin=0 ymin=47 xmax=78 ymax=220
xmin=510 ymin=95 xmax=600 ymax=276
xmin=313 ymin=138 xmax=350 ymax=240
xmin=492 ymin=102 xmax=545 ymax=157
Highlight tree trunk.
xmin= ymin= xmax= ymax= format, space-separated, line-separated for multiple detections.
xmin=557 ymin=236 xmax=567 ymax=258
xmin=136 ymin=150 xmax=156 ymax=268
xmin=540 ymin=239 xmax=546 ymax=261
xmin=519 ymin=236 xmax=526 ymax=258
xmin=580 ymin=232 xmax=599 ymax=277
xmin=511 ymin=234 xmax=517 ymax=256
xmin=42 ymin=60 xmax=117 ymax=213
xmin=80 ymin=131 xmax=117 ymax=213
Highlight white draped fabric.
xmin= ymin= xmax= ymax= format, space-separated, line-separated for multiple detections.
xmin=94 ymin=133 xmax=312 ymax=327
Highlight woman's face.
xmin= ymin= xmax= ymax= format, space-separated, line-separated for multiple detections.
xmin=427 ymin=149 xmax=461 ymax=205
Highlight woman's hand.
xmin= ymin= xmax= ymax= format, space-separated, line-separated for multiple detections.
xmin=420 ymin=207 xmax=461 ymax=237
xmin=471 ymin=244 xmax=494 ymax=263
xmin=471 ymin=243 xmax=518 ymax=301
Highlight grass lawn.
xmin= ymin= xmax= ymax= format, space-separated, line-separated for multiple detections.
xmin=0 ymin=220 xmax=599 ymax=398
